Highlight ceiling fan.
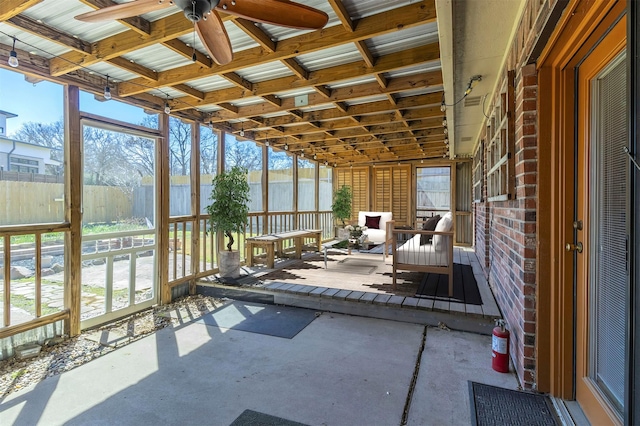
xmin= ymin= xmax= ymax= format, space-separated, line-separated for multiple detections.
xmin=75 ymin=0 xmax=329 ymax=65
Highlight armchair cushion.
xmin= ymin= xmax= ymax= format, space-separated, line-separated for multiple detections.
xmin=433 ymin=212 xmax=453 ymax=251
xmin=420 ymin=215 xmax=441 ymax=245
xmin=365 ymin=215 xmax=381 ymax=229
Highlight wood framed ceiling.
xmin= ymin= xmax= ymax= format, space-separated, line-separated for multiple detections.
xmin=0 ymin=0 xmax=446 ymax=166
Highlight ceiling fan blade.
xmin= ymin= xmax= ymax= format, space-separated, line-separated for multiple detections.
xmin=75 ymin=0 xmax=173 ymax=23
xmin=216 ymin=0 xmax=329 ymax=30
xmin=196 ymin=13 xmax=233 ymax=65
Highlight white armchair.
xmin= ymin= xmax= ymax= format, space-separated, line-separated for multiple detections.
xmin=357 ymin=211 xmax=394 ymax=257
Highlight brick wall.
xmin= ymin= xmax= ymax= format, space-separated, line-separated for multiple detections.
xmin=483 ymin=66 xmax=538 ymax=390
xmin=472 ymin=0 xmax=552 ymax=389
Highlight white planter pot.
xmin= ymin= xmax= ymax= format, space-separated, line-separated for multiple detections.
xmin=337 ymin=227 xmax=349 ymax=239
xmin=218 ymin=250 xmax=241 ymax=278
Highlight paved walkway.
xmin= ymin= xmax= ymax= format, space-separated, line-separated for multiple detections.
xmin=0 ymin=302 xmax=519 ymax=426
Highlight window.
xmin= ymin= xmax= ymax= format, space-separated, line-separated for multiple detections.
xmin=485 ymin=71 xmax=515 ymax=201
xmin=416 ymin=166 xmax=450 ymax=220
xmin=10 ymin=156 xmax=39 ymax=173
xmin=473 ymin=141 xmax=484 ymax=202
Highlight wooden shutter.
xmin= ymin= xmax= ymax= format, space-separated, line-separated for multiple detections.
xmin=392 ymin=166 xmax=410 ymax=225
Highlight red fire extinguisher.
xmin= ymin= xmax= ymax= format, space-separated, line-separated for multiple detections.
xmin=492 ymin=319 xmax=510 ymax=373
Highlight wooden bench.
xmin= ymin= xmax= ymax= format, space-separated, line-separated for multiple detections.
xmin=246 ymin=229 xmax=322 ymax=269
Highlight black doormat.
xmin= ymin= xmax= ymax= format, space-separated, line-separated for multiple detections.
xmin=196 ymin=301 xmax=317 ymax=339
xmin=415 ymin=263 xmax=482 ymax=305
xmin=230 ymin=409 xmax=308 ymax=426
xmin=469 ymin=382 xmax=560 ymax=426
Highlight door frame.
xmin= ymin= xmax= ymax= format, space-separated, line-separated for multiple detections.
xmin=574 ymin=19 xmax=626 ymax=425
xmin=628 ymin=1 xmax=640 ymax=425
xmin=536 ymin=0 xmax=628 ymax=414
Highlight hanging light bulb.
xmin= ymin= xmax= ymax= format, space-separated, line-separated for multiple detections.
xmin=284 ymin=144 xmax=289 ymax=151
xmin=239 ymin=122 xmax=245 ymax=137
xmin=440 ymin=102 xmax=446 ymax=112
xmin=8 ymin=37 xmax=19 ymax=68
xmin=442 ymin=119 xmax=447 ymax=127
xmin=324 ymin=161 xmax=328 ymax=166
xmin=313 ymin=154 xmax=317 ymax=160
xmin=265 ymin=140 xmax=270 ymax=146
xmin=104 ymin=76 xmax=112 ymax=100
xmin=443 ymin=127 xmax=448 ymax=135
xmin=164 ymin=95 xmax=171 ymax=114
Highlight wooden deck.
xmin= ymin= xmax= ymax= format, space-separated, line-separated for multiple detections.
xmin=197 ymin=246 xmax=501 ymax=334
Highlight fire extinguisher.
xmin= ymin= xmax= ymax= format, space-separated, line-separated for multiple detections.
xmin=492 ymin=319 xmax=510 ymax=373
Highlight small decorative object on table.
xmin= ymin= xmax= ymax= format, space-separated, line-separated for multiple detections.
xmin=345 ymin=224 xmax=368 ymax=248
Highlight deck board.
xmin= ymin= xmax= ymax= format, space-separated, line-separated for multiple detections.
xmin=200 ymin=247 xmax=501 ymax=321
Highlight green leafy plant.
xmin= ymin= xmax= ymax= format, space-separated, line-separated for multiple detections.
xmin=331 ymin=185 xmax=352 ymax=226
xmin=206 ymin=166 xmax=250 ymax=252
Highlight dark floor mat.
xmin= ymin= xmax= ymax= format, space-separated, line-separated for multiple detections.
xmin=197 ymin=301 xmax=318 ymax=339
xmin=415 ymin=263 xmax=482 ymax=305
xmin=469 ymin=382 xmax=560 ymax=426
xmin=230 ymin=409 xmax=308 ymax=426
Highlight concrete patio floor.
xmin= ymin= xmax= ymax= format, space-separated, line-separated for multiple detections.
xmin=0 ymin=301 xmax=519 ymax=426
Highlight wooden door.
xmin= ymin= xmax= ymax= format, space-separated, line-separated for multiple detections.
xmin=574 ymin=16 xmax=627 ymax=425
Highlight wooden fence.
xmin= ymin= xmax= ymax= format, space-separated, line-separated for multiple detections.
xmin=0 ymin=181 xmax=132 ymax=225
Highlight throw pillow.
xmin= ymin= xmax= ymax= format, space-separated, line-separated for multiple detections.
xmin=433 ymin=212 xmax=453 ymax=251
xmin=365 ymin=215 xmax=381 ymax=229
xmin=420 ymin=215 xmax=441 ymax=245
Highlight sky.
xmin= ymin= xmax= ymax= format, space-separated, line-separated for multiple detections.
xmin=0 ymin=68 xmax=150 ymax=137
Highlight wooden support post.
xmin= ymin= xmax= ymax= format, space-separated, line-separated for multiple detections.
xmin=190 ymin=122 xmax=201 ymax=294
xmin=63 ymin=85 xmax=82 ymax=336
xmin=158 ymin=113 xmax=170 ymax=304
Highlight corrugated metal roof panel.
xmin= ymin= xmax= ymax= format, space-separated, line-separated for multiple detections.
xmin=0 ymin=24 xmax=69 ymax=59
xmin=296 ymin=44 xmax=362 ymax=71
xmin=342 ymin=0 xmax=416 ymax=19
xmin=236 ymin=61 xmax=293 ymax=83
xmin=367 ymin=23 xmax=438 ymax=56
xmin=123 ymin=44 xmax=191 ymax=72
xmin=188 ymin=75 xmax=236 ymax=92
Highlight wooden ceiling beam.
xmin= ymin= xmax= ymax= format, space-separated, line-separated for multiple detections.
xmin=117 ymin=2 xmax=436 ymax=95
xmin=233 ymin=18 xmax=277 ymax=52
xmin=171 ymin=47 xmax=440 ymax=111
xmin=355 ymin=40 xmax=376 ymax=67
xmin=0 ymin=0 xmax=43 ymax=21
xmin=281 ymin=58 xmax=309 ymax=80
xmin=222 ymin=72 xmax=254 ymax=91
xmin=328 ymin=0 xmax=355 ymax=31
xmin=173 ymin=84 xmax=205 ymax=100
xmin=162 ymin=38 xmax=212 ymax=67
xmin=50 ymin=12 xmax=193 ymax=76
xmin=107 ymin=57 xmax=158 ymax=81
xmin=6 ymin=16 xmax=91 ymax=53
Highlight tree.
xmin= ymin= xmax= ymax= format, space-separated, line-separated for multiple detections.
xmin=206 ymin=166 xmax=250 ymax=251
xmin=331 ymin=185 xmax=352 ymax=226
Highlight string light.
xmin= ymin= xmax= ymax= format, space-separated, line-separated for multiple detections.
xmin=104 ymin=75 xmax=112 ymax=100
xmin=8 ymin=37 xmax=19 ymax=68
xmin=0 ymin=30 xmax=209 ymax=116
xmin=239 ymin=122 xmax=244 ymax=137
xmin=164 ymin=95 xmax=171 ymax=115
xmin=284 ymin=144 xmax=289 ymax=151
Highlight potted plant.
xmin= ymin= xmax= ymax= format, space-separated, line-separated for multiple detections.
xmin=331 ymin=185 xmax=352 ymax=238
xmin=206 ymin=166 xmax=250 ymax=278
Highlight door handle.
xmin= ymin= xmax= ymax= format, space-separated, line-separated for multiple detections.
xmin=565 ymin=242 xmax=583 ymax=253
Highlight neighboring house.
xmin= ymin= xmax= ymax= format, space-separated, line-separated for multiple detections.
xmin=0 ymin=110 xmax=60 ymax=175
